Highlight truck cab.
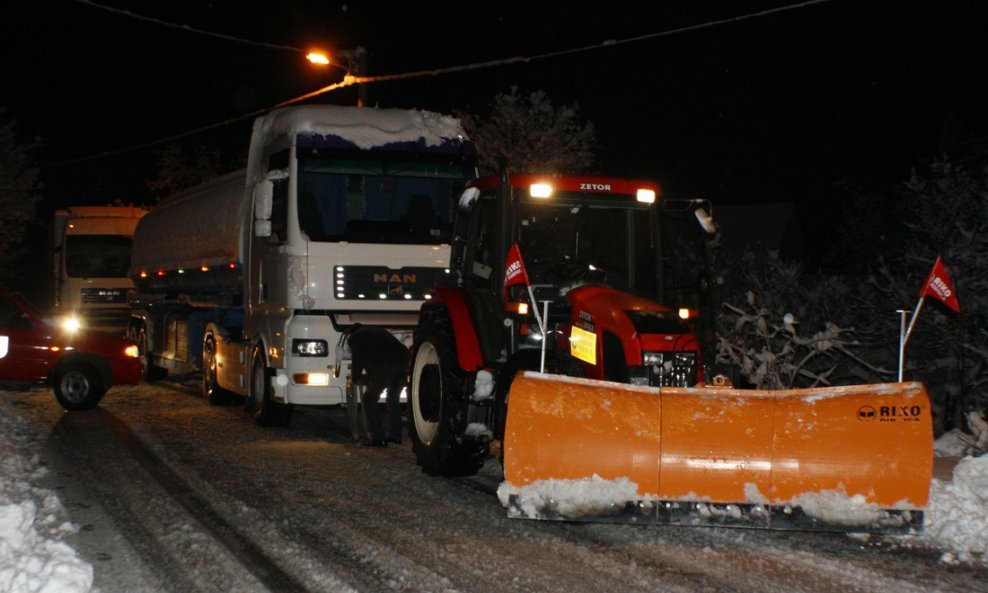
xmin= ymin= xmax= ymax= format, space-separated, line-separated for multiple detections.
xmin=51 ymin=206 xmax=147 ymax=334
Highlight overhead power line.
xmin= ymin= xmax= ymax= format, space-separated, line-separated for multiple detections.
xmin=51 ymin=0 xmax=834 ymax=167
xmin=71 ymin=0 xmax=305 ymax=53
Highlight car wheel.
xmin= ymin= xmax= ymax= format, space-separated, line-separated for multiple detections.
xmin=53 ymin=362 xmax=105 ymax=411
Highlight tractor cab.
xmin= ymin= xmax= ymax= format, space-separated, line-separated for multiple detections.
xmin=448 ymin=174 xmax=703 ymax=386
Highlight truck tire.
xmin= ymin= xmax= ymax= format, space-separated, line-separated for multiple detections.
xmin=202 ymin=336 xmax=233 ymax=405
xmin=246 ymin=345 xmax=293 ymax=427
xmin=138 ymin=328 xmax=167 ymax=382
xmin=52 ymin=361 xmax=105 ymax=411
xmin=409 ymin=308 xmax=488 ymax=476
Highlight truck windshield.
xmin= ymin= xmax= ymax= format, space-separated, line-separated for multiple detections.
xmin=297 ymin=155 xmax=468 ymax=245
xmin=515 ymin=193 xmax=659 ymax=298
xmin=64 ymin=235 xmax=133 ymax=278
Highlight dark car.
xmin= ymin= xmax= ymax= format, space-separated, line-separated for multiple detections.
xmin=0 ymin=289 xmax=142 ymax=410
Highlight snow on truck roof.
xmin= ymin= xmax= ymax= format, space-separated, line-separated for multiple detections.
xmin=254 ymin=105 xmax=469 ymax=150
xmin=130 ymin=106 xmax=469 ymax=277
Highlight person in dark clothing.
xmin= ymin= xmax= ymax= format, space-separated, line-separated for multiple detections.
xmin=344 ymin=324 xmax=409 ymax=446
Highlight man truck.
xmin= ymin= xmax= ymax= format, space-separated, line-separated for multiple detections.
xmin=52 ymin=206 xmax=148 ymax=334
xmin=127 ymin=105 xmax=476 ymax=426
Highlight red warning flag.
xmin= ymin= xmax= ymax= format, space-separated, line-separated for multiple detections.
xmin=503 ymin=243 xmax=531 ymax=298
xmin=920 ymin=256 xmax=960 ymax=312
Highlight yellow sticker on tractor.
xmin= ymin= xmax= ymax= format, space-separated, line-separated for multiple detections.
xmin=570 ymin=325 xmax=597 ymax=365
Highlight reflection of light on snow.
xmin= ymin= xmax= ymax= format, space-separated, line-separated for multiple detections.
xmin=470 ymin=370 xmax=494 ymax=402
xmin=788 ymin=488 xmax=889 ymax=526
xmin=1 ymin=409 xmax=93 ymax=591
xmin=744 ymin=483 xmax=770 ymax=505
xmin=498 ymin=475 xmax=641 ymax=518
xmin=464 ymin=423 xmax=492 ymax=440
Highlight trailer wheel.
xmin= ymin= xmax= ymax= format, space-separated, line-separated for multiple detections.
xmin=137 ymin=328 xmax=167 ymax=382
xmin=409 ymin=309 xmax=487 ymax=476
xmin=202 ymin=336 xmax=233 ymax=405
xmin=247 ymin=345 xmax=293 ymax=427
xmin=52 ymin=361 xmax=105 ymax=411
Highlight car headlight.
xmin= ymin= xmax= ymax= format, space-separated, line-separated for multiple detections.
xmin=124 ymin=345 xmax=140 ymax=358
xmin=291 ymin=339 xmax=328 ymax=357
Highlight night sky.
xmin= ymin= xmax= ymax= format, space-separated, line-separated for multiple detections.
xmin=2 ymin=1 xmax=985 ymax=232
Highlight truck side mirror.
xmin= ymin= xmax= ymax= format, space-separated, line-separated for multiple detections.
xmin=694 ymin=208 xmax=716 ymax=235
xmin=458 ymin=187 xmax=480 ymax=212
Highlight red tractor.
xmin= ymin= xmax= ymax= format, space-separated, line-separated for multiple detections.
xmin=408 ymin=173 xmax=712 ymax=476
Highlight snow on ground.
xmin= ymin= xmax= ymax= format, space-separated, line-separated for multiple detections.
xmin=0 ymin=408 xmax=92 ymax=593
xmin=0 ymin=396 xmax=985 ymax=593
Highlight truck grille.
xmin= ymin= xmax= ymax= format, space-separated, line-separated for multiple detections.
xmin=333 ymin=266 xmax=447 ymax=301
xmin=81 ymin=287 xmax=128 ymax=303
xmin=83 ymin=308 xmax=130 ymax=334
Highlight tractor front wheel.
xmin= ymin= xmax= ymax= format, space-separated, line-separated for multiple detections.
xmin=408 ymin=309 xmax=487 ymax=476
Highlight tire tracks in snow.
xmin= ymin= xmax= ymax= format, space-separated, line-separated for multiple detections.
xmin=50 ymin=408 xmax=312 ymax=593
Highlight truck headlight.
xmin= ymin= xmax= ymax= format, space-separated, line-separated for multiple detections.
xmin=291 ymin=339 xmax=328 ymax=357
xmin=60 ymin=316 xmax=82 ymax=333
xmin=293 ymin=373 xmax=330 ymax=386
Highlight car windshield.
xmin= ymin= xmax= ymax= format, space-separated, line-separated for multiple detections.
xmin=515 ymin=193 xmax=659 ymax=297
xmin=297 ymin=155 xmax=469 ymax=245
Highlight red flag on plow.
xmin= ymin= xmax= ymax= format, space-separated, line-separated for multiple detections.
xmin=503 ymin=243 xmax=531 ymax=298
xmin=920 ymin=256 xmax=960 ymax=312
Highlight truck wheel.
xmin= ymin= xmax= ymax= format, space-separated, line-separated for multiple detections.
xmin=52 ymin=361 xmax=105 ymax=411
xmin=247 ymin=345 xmax=293 ymax=427
xmin=409 ymin=309 xmax=487 ymax=476
xmin=138 ymin=328 xmax=167 ymax=382
xmin=202 ymin=337 xmax=233 ymax=405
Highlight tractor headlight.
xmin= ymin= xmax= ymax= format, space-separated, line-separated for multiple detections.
xmin=291 ymin=339 xmax=328 ymax=357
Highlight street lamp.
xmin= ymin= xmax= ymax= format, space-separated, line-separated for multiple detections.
xmin=306 ymin=47 xmax=368 ymax=107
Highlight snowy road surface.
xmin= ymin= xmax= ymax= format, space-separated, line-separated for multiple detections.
xmin=1 ymin=378 xmax=985 ymax=593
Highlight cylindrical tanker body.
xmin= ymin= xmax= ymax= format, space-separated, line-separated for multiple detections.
xmin=130 ymin=171 xmax=250 ymax=298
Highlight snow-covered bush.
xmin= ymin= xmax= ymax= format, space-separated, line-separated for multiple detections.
xmin=712 ymin=250 xmax=887 ymax=390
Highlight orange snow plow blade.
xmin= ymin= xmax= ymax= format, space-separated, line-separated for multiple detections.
xmin=501 ymin=373 xmax=933 ymax=533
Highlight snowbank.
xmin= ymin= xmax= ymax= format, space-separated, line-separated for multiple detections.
xmin=922 ymin=455 xmax=988 ymax=564
xmin=0 ymin=411 xmax=92 ymax=593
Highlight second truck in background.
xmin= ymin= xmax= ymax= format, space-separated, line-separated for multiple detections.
xmin=52 ymin=206 xmax=148 ymax=334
